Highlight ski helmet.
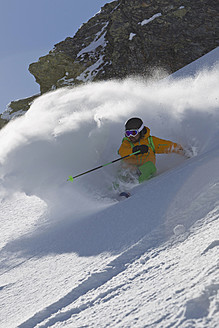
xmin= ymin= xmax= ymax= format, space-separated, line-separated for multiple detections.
xmin=125 ymin=117 xmax=143 ymax=130
xmin=125 ymin=117 xmax=146 ymax=138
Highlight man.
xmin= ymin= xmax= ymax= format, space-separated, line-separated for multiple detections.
xmin=118 ymin=117 xmax=185 ymax=183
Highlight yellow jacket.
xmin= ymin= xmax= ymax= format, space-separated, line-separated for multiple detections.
xmin=118 ymin=126 xmax=182 ymax=167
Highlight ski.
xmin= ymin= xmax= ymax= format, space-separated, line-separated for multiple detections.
xmin=119 ymin=192 xmax=131 ymax=199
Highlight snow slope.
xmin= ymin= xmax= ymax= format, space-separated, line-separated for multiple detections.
xmin=0 ymin=48 xmax=218 ymax=328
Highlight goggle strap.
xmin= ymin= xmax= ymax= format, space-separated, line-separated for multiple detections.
xmin=137 ymin=124 xmax=144 ymax=133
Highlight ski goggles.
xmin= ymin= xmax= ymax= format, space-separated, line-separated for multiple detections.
xmin=125 ymin=129 xmax=139 ymax=137
xmin=125 ymin=123 xmax=144 ymax=137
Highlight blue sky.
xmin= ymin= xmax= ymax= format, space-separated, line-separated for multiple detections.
xmin=0 ymin=0 xmax=112 ymax=113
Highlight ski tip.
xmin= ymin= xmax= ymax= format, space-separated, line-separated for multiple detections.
xmin=67 ymin=176 xmax=74 ymax=182
xmin=119 ymin=192 xmax=131 ymax=199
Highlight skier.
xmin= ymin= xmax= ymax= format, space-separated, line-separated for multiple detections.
xmin=118 ymin=117 xmax=185 ymax=183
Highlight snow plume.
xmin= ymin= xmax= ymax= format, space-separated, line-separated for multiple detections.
xmin=0 ymin=63 xmax=219 ymax=221
xmin=0 ymin=52 xmax=219 ymax=328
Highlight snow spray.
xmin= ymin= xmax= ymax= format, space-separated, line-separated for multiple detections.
xmin=0 ymin=64 xmax=219 ymax=222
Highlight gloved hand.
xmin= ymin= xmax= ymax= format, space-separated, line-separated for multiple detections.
xmin=132 ymin=145 xmax=149 ymax=155
xmin=176 ymin=145 xmax=189 ymax=157
xmin=182 ymin=146 xmax=197 ymax=158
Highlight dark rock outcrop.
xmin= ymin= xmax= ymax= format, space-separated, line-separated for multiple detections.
xmin=0 ymin=95 xmax=39 ymax=126
xmin=29 ymin=0 xmax=219 ymax=93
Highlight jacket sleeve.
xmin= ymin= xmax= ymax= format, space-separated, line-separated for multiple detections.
xmin=152 ymin=136 xmax=183 ymax=154
xmin=118 ymin=139 xmax=132 ymax=156
xmin=118 ymin=139 xmax=137 ymax=165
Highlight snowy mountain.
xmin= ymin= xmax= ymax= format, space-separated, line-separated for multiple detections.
xmin=29 ymin=0 xmax=219 ymax=93
xmin=1 ymin=0 xmax=218 ymax=125
xmin=0 ymin=48 xmax=218 ymax=328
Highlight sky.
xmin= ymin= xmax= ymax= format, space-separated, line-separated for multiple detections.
xmin=0 ymin=0 xmax=112 ymax=113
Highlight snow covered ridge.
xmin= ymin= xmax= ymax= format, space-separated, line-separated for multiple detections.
xmin=0 ymin=49 xmax=219 ymax=328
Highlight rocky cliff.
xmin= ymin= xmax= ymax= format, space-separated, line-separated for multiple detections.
xmin=1 ymin=0 xmax=218 ymax=128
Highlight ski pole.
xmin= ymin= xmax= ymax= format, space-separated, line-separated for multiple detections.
xmin=67 ymin=150 xmax=141 ymax=182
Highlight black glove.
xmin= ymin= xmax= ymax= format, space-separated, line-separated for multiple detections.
xmin=132 ymin=145 xmax=149 ymax=155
